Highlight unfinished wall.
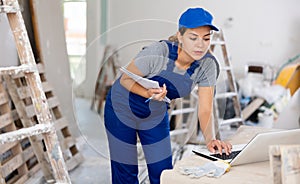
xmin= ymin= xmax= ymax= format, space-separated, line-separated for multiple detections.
xmin=75 ymin=0 xmax=104 ymax=99
xmin=72 ymin=0 xmax=300 ymax=99
xmin=107 ymin=0 xmax=300 ymax=79
xmin=28 ymin=0 xmax=79 ymax=136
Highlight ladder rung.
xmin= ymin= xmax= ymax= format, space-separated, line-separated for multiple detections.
xmin=215 ymin=92 xmax=238 ymax=99
xmin=170 ymin=128 xmax=189 ymax=136
xmin=219 ymin=118 xmax=243 ymax=126
xmin=170 ymin=108 xmax=195 ymax=116
xmin=0 ymin=64 xmax=36 ymax=76
xmin=221 ymin=66 xmax=232 ymax=71
xmin=0 ymin=124 xmax=53 ymax=144
xmin=211 ymin=41 xmax=226 ymax=45
xmin=0 ymin=5 xmax=18 ymax=13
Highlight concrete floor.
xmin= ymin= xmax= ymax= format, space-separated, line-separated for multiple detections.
xmin=69 ymin=98 xmax=111 ymax=184
xmin=69 ymin=98 xmax=236 ymax=184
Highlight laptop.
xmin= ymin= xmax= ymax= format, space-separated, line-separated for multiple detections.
xmin=192 ymin=129 xmax=300 ymax=166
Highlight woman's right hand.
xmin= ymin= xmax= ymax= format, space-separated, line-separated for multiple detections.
xmin=147 ymin=84 xmax=167 ymax=101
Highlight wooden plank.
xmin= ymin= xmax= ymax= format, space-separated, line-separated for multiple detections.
xmin=0 ymin=142 xmax=18 ymax=155
xmin=0 ymin=124 xmax=53 ymax=144
xmin=241 ymin=97 xmax=265 ymax=121
xmin=0 ymin=92 xmax=8 ymax=105
xmin=1 ymin=147 xmax=36 ymax=183
xmin=4 ymin=0 xmax=71 ymax=182
xmin=3 ymin=74 xmax=53 ymax=182
xmin=36 ymin=63 xmax=45 ymax=74
xmin=66 ymin=152 xmax=84 ymax=171
xmin=270 ymin=145 xmax=300 ymax=184
xmin=17 ymin=81 xmax=53 ymax=99
xmin=47 ymin=96 xmax=60 ymax=109
xmin=11 ymin=109 xmax=19 ymax=121
xmin=54 ymin=117 xmax=68 ymax=131
xmin=269 ymin=145 xmax=282 ymax=184
xmin=25 ymin=96 xmax=60 ymax=118
xmin=14 ymin=163 xmax=40 ymax=184
xmin=13 ymin=173 xmax=29 ymax=184
xmin=0 ymin=113 xmax=14 ymax=129
xmin=281 ymin=145 xmax=300 ymax=184
xmin=60 ymin=137 xmax=76 ymax=151
xmin=23 ymin=169 xmax=45 ymax=184
xmin=0 ymin=64 xmax=35 ymax=76
xmin=1 ymin=147 xmax=33 ymax=177
xmin=11 ymin=63 xmax=45 ymax=79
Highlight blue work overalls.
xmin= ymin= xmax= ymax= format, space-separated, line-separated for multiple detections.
xmin=104 ymin=40 xmax=201 ymax=184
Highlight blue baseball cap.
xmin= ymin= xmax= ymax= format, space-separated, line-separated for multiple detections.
xmin=179 ymin=8 xmax=219 ymax=31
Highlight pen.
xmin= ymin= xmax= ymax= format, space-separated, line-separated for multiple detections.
xmin=192 ymin=150 xmax=218 ymax=161
xmin=145 ymin=94 xmax=156 ymax=103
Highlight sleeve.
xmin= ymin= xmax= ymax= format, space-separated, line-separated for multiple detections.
xmin=197 ymin=57 xmax=220 ymax=87
xmin=133 ymin=41 xmax=167 ymax=77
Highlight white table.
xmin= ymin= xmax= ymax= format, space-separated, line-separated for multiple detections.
xmin=161 ymin=126 xmax=277 ymax=184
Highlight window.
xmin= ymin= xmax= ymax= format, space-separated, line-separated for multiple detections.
xmin=63 ymin=0 xmax=86 ymax=82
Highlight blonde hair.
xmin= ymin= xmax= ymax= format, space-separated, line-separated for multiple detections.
xmin=168 ymin=27 xmax=187 ymax=42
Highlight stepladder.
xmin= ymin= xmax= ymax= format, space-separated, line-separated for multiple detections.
xmin=0 ymin=0 xmax=71 ymax=183
xmin=210 ymin=29 xmax=243 ymax=129
xmin=91 ymin=45 xmax=119 ymax=114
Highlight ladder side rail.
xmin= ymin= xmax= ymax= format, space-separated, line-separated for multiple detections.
xmin=3 ymin=0 xmax=71 ymax=183
xmin=3 ymin=75 xmax=54 ymax=181
xmin=210 ymin=29 xmax=243 ymax=126
xmin=219 ymin=33 xmax=242 ymax=118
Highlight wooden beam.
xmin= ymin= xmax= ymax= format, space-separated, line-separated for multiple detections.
xmin=0 ymin=124 xmax=53 ymax=144
xmin=270 ymin=145 xmax=300 ymax=184
xmin=4 ymin=0 xmax=71 ymax=182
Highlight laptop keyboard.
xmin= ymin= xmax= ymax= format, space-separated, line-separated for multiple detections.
xmin=210 ymin=150 xmax=241 ymax=160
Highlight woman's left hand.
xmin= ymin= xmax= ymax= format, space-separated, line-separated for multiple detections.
xmin=152 ymin=83 xmax=167 ymax=101
xmin=206 ymin=140 xmax=232 ymax=155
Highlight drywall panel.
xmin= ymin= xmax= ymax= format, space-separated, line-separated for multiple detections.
xmin=0 ymin=14 xmax=18 ymax=67
xmin=28 ymin=0 xmax=79 ymax=136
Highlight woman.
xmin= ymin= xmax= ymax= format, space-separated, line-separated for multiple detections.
xmin=104 ymin=7 xmax=232 ymax=184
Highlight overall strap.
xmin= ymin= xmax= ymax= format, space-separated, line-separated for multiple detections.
xmin=187 ymin=61 xmax=200 ymax=76
xmin=160 ymin=40 xmax=178 ymax=61
xmin=160 ymin=40 xmax=220 ymax=78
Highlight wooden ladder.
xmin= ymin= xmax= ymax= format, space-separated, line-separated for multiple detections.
xmin=91 ymin=45 xmax=118 ymax=114
xmin=0 ymin=0 xmax=71 ymax=183
xmin=210 ymin=29 xmax=243 ymax=128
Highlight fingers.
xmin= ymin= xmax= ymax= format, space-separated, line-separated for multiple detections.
xmin=207 ymin=140 xmax=232 ymax=155
xmin=207 ymin=144 xmax=216 ymax=153
xmin=223 ymin=141 xmax=232 ymax=155
xmin=149 ymin=88 xmax=163 ymax=94
xmin=150 ymin=84 xmax=167 ymax=101
xmin=207 ymin=140 xmax=218 ymax=154
xmin=160 ymin=84 xmax=167 ymax=99
xmin=215 ymin=140 xmax=223 ymax=155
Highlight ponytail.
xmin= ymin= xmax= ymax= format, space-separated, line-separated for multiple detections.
xmin=168 ymin=27 xmax=187 ymax=43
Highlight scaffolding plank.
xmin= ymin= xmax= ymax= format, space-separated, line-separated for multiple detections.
xmin=1 ymin=147 xmax=35 ymax=178
xmin=0 ymin=142 xmax=18 ymax=154
xmin=54 ymin=117 xmax=68 ymax=131
xmin=17 ymin=81 xmax=53 ymax=99
xmin=25 ymin=96 xmax=60 ymax=118
xmin=65 ymin=152 xmax=84 ymax=171
xmin=0 ymin=113 xmax=14 ymax=129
